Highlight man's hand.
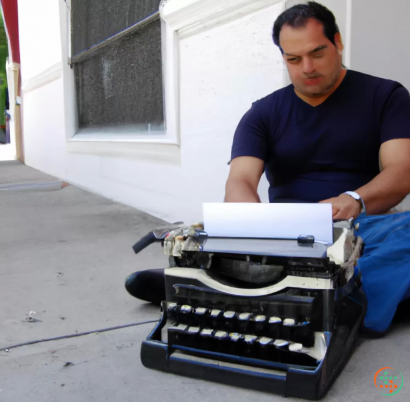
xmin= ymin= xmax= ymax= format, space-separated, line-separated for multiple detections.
xmin=319 ymin=193 xmax=361 ymax=220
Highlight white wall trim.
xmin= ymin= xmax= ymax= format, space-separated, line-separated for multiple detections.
xmin=160 ymin=0 xmax=284 ymax=39
xmin=159 ymin=19 xmax=180 ymax=146
xmin=66 ymin=141 xmax=181 ymax=164
xmin=59 ymin=0 xmax=180 ymax=150
xmin=22 ymin=62 xmax=63 ymax=94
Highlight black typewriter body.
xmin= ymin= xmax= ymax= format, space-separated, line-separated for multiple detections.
xmin=135 ymin=224 xmax=367 ymax=400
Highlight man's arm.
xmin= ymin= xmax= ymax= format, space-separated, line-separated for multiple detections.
xmin=356 ymin=138 xmax=410 ymax=213
xmin=224 ymin=156 xmax=265 ymax=202
xmin=320 ymin=138 xmax=410 ymax=219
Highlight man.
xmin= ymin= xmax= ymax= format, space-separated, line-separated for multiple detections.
xmin=126 ymin=2 xmax=410 ymax=336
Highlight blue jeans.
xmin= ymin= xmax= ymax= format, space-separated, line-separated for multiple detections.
xmin=354 ymin=211 xmax=410 ymax=333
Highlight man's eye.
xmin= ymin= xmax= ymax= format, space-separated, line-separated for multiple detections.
xmin=313 ymin=53 xmax=324 ymax=58
xmin=287 ymin=58 xmax=297 ymax=62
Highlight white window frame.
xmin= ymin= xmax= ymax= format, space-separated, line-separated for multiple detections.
xmin=63 ymin=0 xmax=284 ymax=158
xmin=66 ymin=0 xmax=180 ymax=145
xmin=159 ymin=0 xmax=284 ymax=39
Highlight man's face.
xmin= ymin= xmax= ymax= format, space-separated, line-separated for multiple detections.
xmin=279 ymin=18 xmax=344 ymax=98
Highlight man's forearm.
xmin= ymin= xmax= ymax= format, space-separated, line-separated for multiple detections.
xmin=224 ymin=178 xmax=261 ymax=202
xmin=356 ymin=164 xmax=410 ymax=214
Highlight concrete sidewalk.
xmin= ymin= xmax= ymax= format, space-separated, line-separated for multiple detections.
xmin=0 ymin=161 xmax=409 ymax=402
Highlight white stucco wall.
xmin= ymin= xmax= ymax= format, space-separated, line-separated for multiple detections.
xmin=18 ymin=0 xmax=63 ymax=82
xmin=17 ymin=0 xmax=410 ymax=222
xmin=349 ymin=0 xmax=410 ymax=211
xmin=18 ymin=0 xmax=67 ymax=178
xmin=178 ymin=2 xmax=286 ymax=206
xmin=350 ymin=0 xmax=410 ymax=90
xmin=18 ymin=0 xmax=286 ymax=224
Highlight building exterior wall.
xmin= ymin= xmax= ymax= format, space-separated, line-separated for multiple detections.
xmin=350 ymin=0 xmax=410 ymax=90
xmin=17 ymin=0 xmax=410 ymax=221
xmin=19 ymin=0 xmax=66 ymax=177
xmin=18 ymin=0 xmax=286 ymax=224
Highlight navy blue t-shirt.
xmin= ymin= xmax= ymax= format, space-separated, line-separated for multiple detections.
xmin=231 ymin=69 xmax=410 ymax=202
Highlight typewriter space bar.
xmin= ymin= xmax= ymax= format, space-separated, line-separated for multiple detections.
xmin=171 ymin=351 xmax=287 ymax=378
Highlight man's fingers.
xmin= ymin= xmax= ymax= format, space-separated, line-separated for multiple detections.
xmin=333 ymin=208 xmax=355 ymax=220
xmin=333 ymin=209 xmax=345 ymax=220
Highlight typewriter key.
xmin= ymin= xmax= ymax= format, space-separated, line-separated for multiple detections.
xmin=185 ymin=326 xmax=201 ymax=347
xmin=168 ymin=324 xmax=188 ymax=346
xmin=229 ymin=332 xmax=245 ymax=355
xmin=223 ymin=311 xmax=236 ymax=332
xmin=200 ymin=328 xmax=217 ymax=351
xmin=193 ymin=307 xmax=208 ymax=327
xmin=257 ymin=337 xmax=275 ymax=361
xmin=268 ymin=316 xmax=282 ymax=338
xmin=243 ymin=335 xmax=258 ymax=358
xmin=273 ymin=339 xmax=290 ymax=348
xmin=238 ymin=312 xmax=252 ymax=333
xmin=200 ymin=328 xmax=215 ymax=336
xmin=187 ymin=326 xmax=200 ymax=334
xmin=282 ymin=318 xmax=297 ymax=340
xmin=210 ymin=309 xmax=223 ymax=328
xmin=288 ymin=342 xmax=303 ymax=352
xmin=178 ymin=305 xmax=193 ymax=325
xmin=166 ymin=303 xmax=178 ymax=324
xmin=274 ymin=339 xmax=290 ymax=363
xmin=284 ymin=342 xmax=312 ymax=365
xmin=214 ymin=330 xmax=229 ymax=353
xmin=254 ymin=315 xmax=267 ymax=335
xmin=283 ymin=318 xmax=296 ymax=326
xmin=167 ymin=302 xmax=177 ymax=315
xmin=181 ymin=305 xmax=193 ymax=314
xmin=244 ymin=335 xmax=258 ymax=344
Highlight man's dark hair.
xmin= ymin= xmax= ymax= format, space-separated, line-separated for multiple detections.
xmin=273 ymin=1 xmax=340 ymax=53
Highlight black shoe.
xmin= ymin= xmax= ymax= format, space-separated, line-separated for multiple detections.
xmin=125 ymin=269 xmax=166 ymax=305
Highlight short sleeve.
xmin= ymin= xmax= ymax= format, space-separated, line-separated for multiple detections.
xmin=380 ymin=86 xmax=410 ymax=143
xmin=230 ymin=101 xmax=269 ymax=163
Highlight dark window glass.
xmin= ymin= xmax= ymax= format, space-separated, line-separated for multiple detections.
xmin=72 ymin=0 xmax=161 ymax=55
xmin=71 ymin=0 xmax=164 ymax=132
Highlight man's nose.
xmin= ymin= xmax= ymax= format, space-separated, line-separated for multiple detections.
xmin=302 ymin=58 xmax=315 ymax=75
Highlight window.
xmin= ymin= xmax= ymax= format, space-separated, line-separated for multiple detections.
xmin=70 ymin=0 xmax=164 ymax=135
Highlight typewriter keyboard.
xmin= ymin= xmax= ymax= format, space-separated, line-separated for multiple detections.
xmin=162 ymin=303 xmax=325 ymax=366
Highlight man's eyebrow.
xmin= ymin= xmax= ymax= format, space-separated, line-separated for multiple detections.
xmin=310 ymin=45 xmax=327 ymax=53
xmin=284 ymin=45 xmax=328 ymax=57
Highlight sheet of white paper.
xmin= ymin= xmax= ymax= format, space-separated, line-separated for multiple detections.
xmin=202 ymin=203 xmax=333 ymax=244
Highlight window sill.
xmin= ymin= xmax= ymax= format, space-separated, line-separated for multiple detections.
xmin=70 ymin=131 xmax=178 ymax=145
xmin=66 ymin=135 xmax=181 ymax=164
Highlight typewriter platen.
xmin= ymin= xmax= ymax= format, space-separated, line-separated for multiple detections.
xmin=133 ymin=204 xmax=367 ymax=400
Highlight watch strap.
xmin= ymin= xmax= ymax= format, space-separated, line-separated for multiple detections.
xmin=344 ymin=191 xmax=366 ymax=214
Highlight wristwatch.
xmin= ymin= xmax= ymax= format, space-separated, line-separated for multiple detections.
xmin=344 ymin=191 xmax=366 ymax=214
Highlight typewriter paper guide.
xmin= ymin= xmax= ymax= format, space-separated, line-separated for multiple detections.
xmin=202 ymin=203 xmax=333 ymax=245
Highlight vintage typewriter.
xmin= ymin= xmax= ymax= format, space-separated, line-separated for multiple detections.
xmin=133 ymin=204 xmax=367 ymax=400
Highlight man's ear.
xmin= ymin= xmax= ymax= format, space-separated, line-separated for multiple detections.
xmin=334 ymin=32 xmax=344 ymax=54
